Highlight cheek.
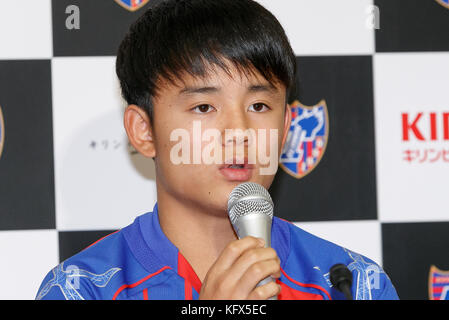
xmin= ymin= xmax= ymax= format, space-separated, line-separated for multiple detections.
xmin=153 ymin=124 xmax=214 ymax=181
xmin=256 ymin=123 xmax=283 ymax=157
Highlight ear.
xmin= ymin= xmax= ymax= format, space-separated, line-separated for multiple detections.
xmin=280 ymin=103 xmax=292 ymax=150
xmin=124 ymin=105 xmax=156 ymax=158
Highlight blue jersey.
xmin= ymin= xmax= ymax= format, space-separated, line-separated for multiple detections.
xmin=36 ymin=203 xmax=399 ymax=300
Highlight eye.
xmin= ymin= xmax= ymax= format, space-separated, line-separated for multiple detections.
xmin=192 ymin=104 xmax=215 ymax=114
xmin=248 ymin=103 xmax=270 ymax=112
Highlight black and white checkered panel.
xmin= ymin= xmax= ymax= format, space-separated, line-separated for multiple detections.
xmin=0 ymin=0 xmax=448 ymax=300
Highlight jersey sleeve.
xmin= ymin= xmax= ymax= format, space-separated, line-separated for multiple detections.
xmin=347 ymin=255 xmax=400 ymax=300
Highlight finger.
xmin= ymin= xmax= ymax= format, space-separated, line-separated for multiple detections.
xmin=223 ymin=247 xmax=279 ymax=289
xmin=247 ymin=280 xmax=281 ymax=300
xmin=210 ymin=236 xmax=264 ymax=275
xmin=270 ymin=257 xmax=282 ymax=279
xmin=271 ymin=268 xmax=281 ymax=279
xmin=234 ymin=259 xmax=281 ymax=298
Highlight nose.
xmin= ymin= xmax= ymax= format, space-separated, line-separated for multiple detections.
xmin=220 ymin=105 xmax=251 ymax=147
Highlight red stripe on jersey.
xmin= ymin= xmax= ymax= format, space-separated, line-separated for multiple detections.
xmin=112 ymin=266 xmax=171 ymax=300
xmin=276 ymin=280 xmax=324 ymax=300
xmin=178 ymin=252 xmax=202 ymax=297
xmin=184 ymin=280 xmax=193 ymax=300
xmin=142 ymin=288 xmax=149 ymax=300
xmin=280 ymin=268 xmax=332 ymax=300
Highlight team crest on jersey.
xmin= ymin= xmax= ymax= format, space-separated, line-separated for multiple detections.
xmin=429 ymin=265 xmax=449 ymax=300
xmin=436 ymin=0 xmax=449 ymax=9
xmin=114 ymin=0 xmax=150 ymax=11
xmin=280 ymin=100 xmax=329 ymax=179
xmin=0 ymin=105 xmax=4 ymax=160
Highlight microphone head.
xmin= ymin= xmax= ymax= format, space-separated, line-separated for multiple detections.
xmin=227 ymin=182 xmax=274 ymax=225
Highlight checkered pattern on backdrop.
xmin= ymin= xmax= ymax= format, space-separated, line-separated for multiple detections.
xmin=0 ymin=0 xmax=448 ymax=300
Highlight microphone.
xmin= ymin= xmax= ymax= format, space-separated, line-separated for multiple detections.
xmin=227 ymin=182 xmax=276 ymax=300
xmin=329 ymin=263 xmax=353 ymax=300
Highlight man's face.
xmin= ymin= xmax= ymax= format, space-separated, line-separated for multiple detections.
xmin=138 ymin=63 xmax=291 ymax=215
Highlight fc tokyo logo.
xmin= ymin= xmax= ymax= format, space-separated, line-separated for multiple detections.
xmin=429 ymin=265 xmax=449 ymax=300
xmin=114 ymin=0 xmax=150 ymax=11
xmin=436 ymin=0 xmax=449 ymax=9
xmin=280 ymin=100 xmax=329 ymax=179
xmin=0 ymin=105 xmax=4 ymax=159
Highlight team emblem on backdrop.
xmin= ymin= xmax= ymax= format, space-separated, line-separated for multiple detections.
xmin=429 ymin=265 xmax=449 ymax=300
xmin=0 ymin=106 xmax=4 ymax=159
xmin=436 ymin=0 xmax=449 ymax=9
xmin=114 ymin=0 xmax=150 ymax=11
xmin=280 ymin=100 xmax=329 ymax=179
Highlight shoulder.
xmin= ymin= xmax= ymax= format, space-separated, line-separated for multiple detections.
xmin=36 ymin=226 xmax=138 ymax=300
xmin=36 ymin=230 xmax=125 ymax=300
xmin=273 ymin=217 xmax=399 ymax=300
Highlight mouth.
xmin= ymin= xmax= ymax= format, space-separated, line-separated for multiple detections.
xmin=218 ymin=158 xmax=254 ymax=182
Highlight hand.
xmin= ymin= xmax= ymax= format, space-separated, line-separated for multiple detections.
xmin=198 ymin=236 xmax=281 ymax=300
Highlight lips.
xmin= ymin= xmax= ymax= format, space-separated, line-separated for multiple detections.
xmin=219 ymin=158 xmax=254 ymax=182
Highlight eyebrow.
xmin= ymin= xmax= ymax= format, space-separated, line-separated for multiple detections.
xmin=178 ymin=83 xmax=279 ymax=96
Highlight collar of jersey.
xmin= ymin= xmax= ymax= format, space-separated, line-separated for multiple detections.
xmin=123 ymin=202 xmax=290 ymax=275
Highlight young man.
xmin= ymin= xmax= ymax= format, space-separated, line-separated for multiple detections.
xmin=36 ymin=0 xmax=398 ymax=300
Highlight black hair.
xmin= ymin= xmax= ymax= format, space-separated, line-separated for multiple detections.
xmin=116 ymin=0 xmax=297 ymax=123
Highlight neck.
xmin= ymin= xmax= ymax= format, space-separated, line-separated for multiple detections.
xmin=156 ymin=186 xmax=238 ymax=282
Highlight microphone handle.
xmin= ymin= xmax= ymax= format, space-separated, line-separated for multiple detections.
xmin=340 ymin=282 xmax=353 ymax=300
xmin=233 ymin=213 xmax=277 ymax=300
